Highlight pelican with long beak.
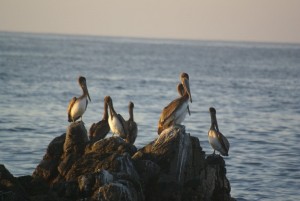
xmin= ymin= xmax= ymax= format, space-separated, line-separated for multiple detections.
xmin=106 ymin=96 xmax=128 ymax=139
xmin=67 ymin=76 xmax=91 ymax=122
xmin=208 ymin=107 xmax=230 ymax=156
xmin=89 ymin=96 xmax=110 ymax=142
xmin=157 ymin=72 xmax=192 ymax=135
xmin=126 ymin=101 xmax=138 ymax=144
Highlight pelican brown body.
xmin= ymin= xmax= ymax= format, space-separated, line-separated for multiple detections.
xmin=106 ymin=96 xmax=128 ymax=139
xmin=208 ymin=107 xmax=230 ymax=156
xmin=125 ymin=101 xmax=138 ymax=144
xmin=157 ymin=72 xmax=192 ymax=135
xmin=67 ymin=76 xmax=91 ymax=122
xmin=89 ymin=97 xmax=110 ymax=141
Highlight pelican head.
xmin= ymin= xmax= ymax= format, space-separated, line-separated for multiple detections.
xmin=209 ymin=107 xmax=216 ymax=114
xmin=128 ymin=101 xmax=135 ymax=120
xmin=104 ymin=96 xmax=112 ymax=106
xmin=105 ymin=96 xmax=115 ymax=113
xmin=129 ymin=101 xmax=134 ymax=109
xmin=79 ymin=76 xmax=91 ymax=102
xmin=180 ymin=72 xmax=192 ymax=103
xmin=104 ymin=96 xmax=114 ymax=119
xmin=209 ymin=107 xmax=219 ymax=132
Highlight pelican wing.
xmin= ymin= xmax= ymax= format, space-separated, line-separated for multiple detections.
xmin=117 ymin=114 xmax=128 ymax=139
xmin=217 ymin=131 xmax=230 ymax=155
xmin=89 ymin=120 xmax=110 ymax=141
xmin=67 ymin=97 xmax=77 ymax=122
xmin=126 ymin=120 xmax=138 ymax=144
xmin=159 ymin=97 xmax=183 ymax=124
xmin=158 ymin=97 xmax=187 ymax=134
xmin=89 ymin=123 xmax=96 ymax=136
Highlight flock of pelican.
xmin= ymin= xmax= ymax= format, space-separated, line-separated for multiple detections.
xmin=67 ymin=73 xmax=230 ymax=156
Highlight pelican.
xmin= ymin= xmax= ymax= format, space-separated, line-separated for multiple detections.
xmin=125 ymin=101 xmax=138 ymax=144
xmin=106 ymin=96 xmax=128 ymax=139
xmin=208 ymin=107 xmax=230 ymax=156
xmin=177 ymin=83 xmax=191 ymax=116
xmin=89 ymin=96 xmax=110 ymax=142
xmin=157 ymin=72 xmax=192 ymax=135
xmin=67 ymin=76 xmax=91 ymax=122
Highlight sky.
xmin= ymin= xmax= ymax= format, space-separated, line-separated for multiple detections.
xmin=1 ymin=0 xmax=300 ymax=43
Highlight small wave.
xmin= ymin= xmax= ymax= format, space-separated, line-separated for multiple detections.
xmin=6 ymin=127 xmax=36 ymax=132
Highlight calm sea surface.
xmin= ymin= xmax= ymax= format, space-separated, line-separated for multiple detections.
xmin=0 ymin=32 xmax=300 ymax=200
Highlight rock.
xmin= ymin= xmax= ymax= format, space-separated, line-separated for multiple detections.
xmin=32 ymin=133 xmax=66 ymax=182
xmin=31 ymin=121 xmax=144 ymax=200
xmin=0 ymin=164 xmax=30 ymax=201
xmin=63 ymin=121 xmax=88 ymax=157
xmin=133 ymin=125 xmax=232 ymax=201
xmin=4 ymin=122 xmax=234 ymax=201
xmin=97 ymin=181 xmax=140 ymax=201
xmin=17 ymin=176 xmax=49 ymax=196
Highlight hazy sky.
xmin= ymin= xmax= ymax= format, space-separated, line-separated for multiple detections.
xmin=1 ymin=0 xmax=300 ymax=43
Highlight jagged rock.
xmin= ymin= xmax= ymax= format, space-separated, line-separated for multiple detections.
xmin=63 ymin=121 xmax=88 ymax=156
xmin=133 ymin=125 xmax=194 ymax=183
xmin=0 ymin=164 xmax=30 ymax=201
xmin=4 ymin=122 xmax=233 ymax=201
xmin=17 ymin=176 xmax=49 ymax=196
xmin=97 ymin=180 xmax=140 ymax=201
xmin=31 ymin=121 xmax=144 ymax=200
xmin=85 ymin=136 xmax=137 ymax=156
xmin=133 ymin=125 xmax=232 ymax=201
xmin=32 ymin=133 xmax=65 ymax=182
xmin=133 ymin=159 xmax=160 ymax=185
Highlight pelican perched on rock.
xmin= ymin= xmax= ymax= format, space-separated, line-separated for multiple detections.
xmin=208 ymin=107 xmax=230 ymax=156
xmin=67 ymin=76 xmax=91 ymax=122
xmin=157 ymin=72 xmax=192 ymax=135
xmin=106 ymin=96 xmax=128 ymax=139
xmin=125 ymin=101 xmax=138 ymax=144
xmin=89 ymin=96 xmax=110 ymax=142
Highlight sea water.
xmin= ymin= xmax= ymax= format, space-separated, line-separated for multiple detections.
xmin=0 ymin=32 xmax=300 ymax=200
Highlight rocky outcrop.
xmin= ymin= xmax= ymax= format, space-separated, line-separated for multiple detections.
xmin=1 ymin=122 xmax=234 ymax=201
xmin=132 ymin=125 xmax=231 ymax=201
xmin=0 ymin=164 xmax=30 ymax=201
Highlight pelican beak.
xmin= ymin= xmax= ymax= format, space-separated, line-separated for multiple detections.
xmin=213 ymin=114 xmax=219 ymax=132
xmin=82 ymin=83 xmax=91 ymax=102
xmin=187 ymin=105 xmax=191 ymax=116
xmin=87 ymin=91 xmax=91 ymax=102
xmin=183 ymin=78 xmax=192 ymax=103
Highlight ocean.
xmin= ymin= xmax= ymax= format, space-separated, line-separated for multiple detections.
xmin=0 ymin=31 xmax=299 ymax=201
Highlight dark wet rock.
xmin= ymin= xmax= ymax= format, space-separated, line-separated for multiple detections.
xmin=133 ymin=125 xmax=232 ymax=201
xmin=32 ymin=133 xmax=66 ymax=182
xmin=85 ymin=136 xmax=137 ymax=156
xmin=133 ymin=159 xmax=160 ymax=185
xmin=31 ymin=121 xmax=143 ymax=200
xmin=63 ymin=121 xmax=88 ymax=156
xmin=17 ymin=176 xmax=49 ymax=196
xmin=4 ymin=122 xmax=234 ymax=201
xmin=0 ymin=164 xmax=30 ymax=201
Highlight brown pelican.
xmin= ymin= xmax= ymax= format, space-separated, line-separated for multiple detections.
xmin=157 ymin=72 xmax=192 ymax=135
xmin=106 ymin=96 xmax=128 ymax=139
xmin=89 ymin=96 xmax=110 ymax=142
xmin=125 ymin=101 xmax=138 ymax=144
xmin=67 ymin=76 xmax=91 ymax=122
xmin=177 ymin=83 xmax=191 ymax=116
xmin=208 ymin=107 xmax=230 ymax=156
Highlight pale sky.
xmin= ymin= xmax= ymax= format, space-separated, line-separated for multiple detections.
xmin=1 ymin=0 xmax=300 ymax=43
